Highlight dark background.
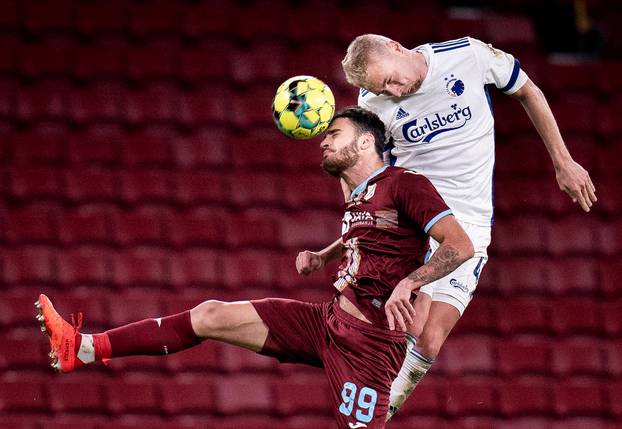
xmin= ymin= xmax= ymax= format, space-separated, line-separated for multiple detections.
xmin=0 ymin=0 xmax=621 ymax=428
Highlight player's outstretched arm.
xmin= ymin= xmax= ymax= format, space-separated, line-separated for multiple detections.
xmin=296 ymin=238 xmax=344 ymax=276
xmin=510 ymin=78 xmax=597 ymax=212
xmin=385 ymin=216 xmax=474 ymax=331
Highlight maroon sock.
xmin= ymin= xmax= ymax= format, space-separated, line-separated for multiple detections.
xmin=102 ymin=310 xmax=201 ymax=358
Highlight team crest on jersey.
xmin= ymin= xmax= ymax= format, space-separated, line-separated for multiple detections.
xmin=362 ymin=184 xmax=377 ymax=201
xmin=445 ymin=74 xmax=465 ymax=97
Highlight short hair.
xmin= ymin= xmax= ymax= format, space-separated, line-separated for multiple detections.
xmin=331 ymin=107 xmax=386 ymax=157
xmin=342 ymin=34 xmax=392 ymax=88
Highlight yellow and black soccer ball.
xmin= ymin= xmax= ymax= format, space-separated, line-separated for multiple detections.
xmin=272 ymin=75 xmax=335 ymax=140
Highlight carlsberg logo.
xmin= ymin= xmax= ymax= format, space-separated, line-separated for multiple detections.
xmin=402 ymin=104 xmax=472 ymax=143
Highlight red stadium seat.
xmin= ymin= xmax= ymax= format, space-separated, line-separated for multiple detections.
xmin=235 ymin=0 xmax=289 ymax=41
xmin=49 ymin=374 xmax=107 ymax=413
xmin=76 ymin=0 xmax=127 ymax=35
xmin=111 ymin=248 xmax=170 ymax=289
xmin=161 ymin=374 xmax=216 ymax=414
xmin=174 ymin=170 xmax=228 ymax=205
xmin=9 ymin=166 xmax=62 ymax=200
xmin=336 ymin=3 xmax=392 ymax=44
xmin=396 ymin=375 xmax=445 ymax=417
xmin=106 ymin=375 xmax=160 ymax=414
xmin=58 ymin=205 xmax=110 ymax=244
xmin=111 ymin=206 xmax=169 ymax=246
xmin=57 ymin=247 xmax=110 ymax=286
xmin=125 ymin=83 xmax=180 ymax=125
xmin=231 ymin=41 xmax=289 ymax=85
xmin=170 ymin=249 xmax=221 ymax=289
xmin=225 ymin=210 xmax=281 ymax=248
xmin=119 ymin=169 xmax=173 ymax=204
xmin=285 ymin=1 xmax=339 ymax=42
xmin=229 ymin=172 xmax=283 ymax=208
xmin=553 ymin=380 xmax=606 ymax=416
xmin=497 ymin=418 xmax=553 ymax=429
xmin=454 ymin=297 xmax=496 ymax=333
xmin=273 ymin=374 xmax=331 ymax=415
xmin=283 ymin=173 xmax=343 ymax=209
xmin=169 ymin=207 xmax=229 ymax=247
xmin=602 ymin=300 xmax=622 ymax=336
xmin=0 ymin=415 xmax=39 ymax=429
xmin=280 ymin=210 xmax=341 ymax=249
xmin=546 ymin=216 xmax=597 ymax=256
xmin=498 ymin=377 xmax=552 ymax=417
xmin=0 ymin=78 xmax=16 ymax=119
xmin=164 ymin=340 xmax=223 ymax=373
xmin=550 ymin=338 xmax=606 ymax=377
xmin=220 ymin=344 xmax=278 ymax=373
xmin=46 ymin=291 xmax=109 ymax=332
xmin=0 ymin=290 xmax=53 ymax=328
xmin=18 ymin=37 xmax=75 ymax=78
xmin=16 ymin=80 xmax=69 ymax=122
xmin=230 ymin=127 xmax=282 ymax=171
xmin=23 ymin=0 xmax=72 ymax=33
xmin=281 ymin=138 xmax=324 ymax=172
xmin=215 ymin=374 xmax=273 ymax=415
xmin=128 ymin=0 xmax=180 ymax=36
xmin=231 ymin=84 xmax=279 ymax=128
xmin=492 ymin=257 xmax=548 ymax=297
xmin=180 ymin=0 xmax=237 ymax=38
xmin=74 ymin=36 xmax=128 ymax=79
xmin=541 ymin=62 xmax=598 ymax=97
xmin=3 ymin=246 xmax=54 ymax=285
xmin=381 ymin=416 xmax=450 ymax=429
xmin=128 ymin=37 xmax=180 ymax=80
xmin=552 ymin=418 xmax=615 ymax=429
xmin=67 ymin=132 xmax=122 ymax=166
xmin=173 ymin=127 xmax=231 ymax=168
xmin=608 ymin=381 xmax=622 ymax=418
xmin=0 ymin=35 xmax=20 ymax=74
xmin=442 ymin=376 xmax=496 ymax=415
xmin=597 ymin=219 xmax=622 ymax=257
xmin=550 ymin=298 xmax=602 ymax=335
xmin=0 ymin=0 xmax=18 ymax=30
xmin=11 ymin=131 xmax=66 ymax=164
xmin=438 ymin=335 xmax=495 ymax=375
xmin=178 ymin=83 xmax=234 ymax=126
xmin=65 ymin=167 xmax=119 ymax=203
xmin=551 ymin=97 xmax=596 ymax=135
xmin=5 ymin=204 xmax=57 ymax=243
xmin=491 ymin=216 xmax=549 ymax=255
xmin=494 ymin=297 xmax=551 ymax=335
xmin=179 ymin=39 xmax=233 ymax=83
xmin=284 ymin=41 xmax=345 ymax=87
xmin=109 ymin=416 xmax=172 ymax=429
xmin=496 ymin=336 xmax=550 ymax=376
xmin=0 ymin=330 xmax=47 ymax=370
xmin=485 ymin=14 xmax=537 ymax=50
xmin=0 ymin=374 xmax=48 ymax=412
xmin=122 ymin=133 xmax=173 ymax=167
xmin=593 ymin=179 xmax=622 ymax=217
xmin=546 ymin=258 xmax=598 ymax=295
xmin=222 ymin=250 xmax=280 ymax=289
xmin=218 ymin=417 xmax=288 ymax=429
xmin=69 ymin=81 xmax=123 ymax=124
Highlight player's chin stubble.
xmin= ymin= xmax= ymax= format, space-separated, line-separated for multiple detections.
xmin=321 ymin=142 xmax=360 ymax=177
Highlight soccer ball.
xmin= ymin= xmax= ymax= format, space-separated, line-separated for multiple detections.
xmin=272 ymin=75 xmax=335 ymax=140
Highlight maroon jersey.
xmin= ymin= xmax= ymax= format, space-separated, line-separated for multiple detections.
xmin=334 ymin=166 xmax=452 ymax=326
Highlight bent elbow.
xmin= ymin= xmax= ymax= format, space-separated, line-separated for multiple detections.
xmin=461 ymin=239 xmax=475 ymax=262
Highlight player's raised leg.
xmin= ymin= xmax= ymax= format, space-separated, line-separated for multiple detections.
xmin=35 ymin=294 xmax=268 ymax=373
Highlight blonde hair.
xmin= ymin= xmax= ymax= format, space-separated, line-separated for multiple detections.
xmin=342 ymin=34 xmax=393 ymax=87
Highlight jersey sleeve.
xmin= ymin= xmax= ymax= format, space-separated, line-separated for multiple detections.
xmin=393 ymin=170 xmax=453 ymax=233
xmin=470 ymin=37 xmax=528 ymax=95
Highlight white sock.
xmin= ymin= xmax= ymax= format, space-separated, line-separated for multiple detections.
xmin=76 ymin=334 xmax=95 ymax=364
xmin=386 ymin=336 xmax=433 ymax=421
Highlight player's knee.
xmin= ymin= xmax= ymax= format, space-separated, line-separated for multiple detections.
xmin=190 ymin=300 xmax=227 ymax=338
xmin=417 ymin=326 xmax=448 ymax=359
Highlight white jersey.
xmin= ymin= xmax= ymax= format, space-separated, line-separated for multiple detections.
xmin=359 ymin=37 xmax=528 ymax=226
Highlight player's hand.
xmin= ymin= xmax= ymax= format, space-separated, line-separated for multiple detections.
xmin=295 ymin=250 xmax=325 ymax=276
xmin=556 ymin=159 xmax=597 ymax=212
xmin=385 ymin=279 xmax=416 ymax=331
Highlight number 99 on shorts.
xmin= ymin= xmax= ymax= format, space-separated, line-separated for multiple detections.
xmin=338 ymin=381 xmax=378 ymax=424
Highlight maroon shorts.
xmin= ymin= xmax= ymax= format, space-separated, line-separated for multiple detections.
xmin=251 ymin=298 xmax=406 ymax=428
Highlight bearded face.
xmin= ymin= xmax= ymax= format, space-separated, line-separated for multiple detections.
xmin=321 ymin=138 xmax=360 ymax=176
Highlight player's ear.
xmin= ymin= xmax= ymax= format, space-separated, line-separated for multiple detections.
xmin=358 ymin=132 xmax=374 ymax=150
xmin=387 ymin=40 xmax=402 ymax=53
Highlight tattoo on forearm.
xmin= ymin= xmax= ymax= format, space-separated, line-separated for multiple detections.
xmin=408 ymin=244 xmax=461 ymax=286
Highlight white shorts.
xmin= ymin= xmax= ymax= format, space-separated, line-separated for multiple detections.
xmin=418 ymin=220 xmax=491 ymax=315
